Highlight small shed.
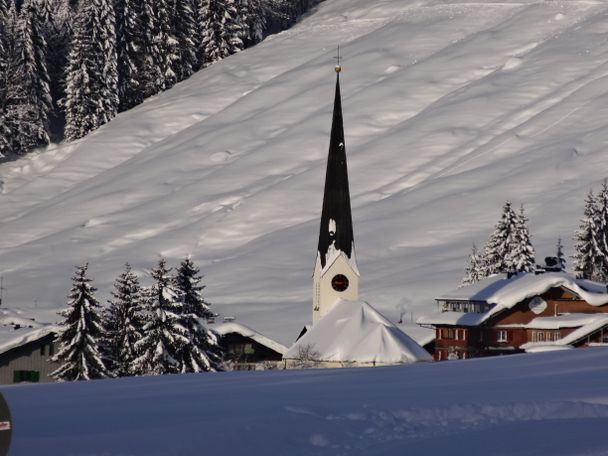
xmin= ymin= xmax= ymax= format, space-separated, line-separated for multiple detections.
xmin=0 ymin=326 xmax=59 ymax=384
xmin=213 ymin=322 xmax=288 ymax=370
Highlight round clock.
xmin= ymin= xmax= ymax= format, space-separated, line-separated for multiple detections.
xmin=331 ymin=274 xmax=349 ymax=292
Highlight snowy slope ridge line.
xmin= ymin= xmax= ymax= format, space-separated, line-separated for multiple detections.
xmin=5 ymin=349 xmax=608 ymax=454
xmin=4 ymin=0 xmax=608 ymax=343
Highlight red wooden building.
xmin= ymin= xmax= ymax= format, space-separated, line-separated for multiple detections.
xmin=418 ymin=272 xmax=608 ymax=361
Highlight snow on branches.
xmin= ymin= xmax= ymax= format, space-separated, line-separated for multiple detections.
xmin=51 ymin=264 xmax=109 ymax=381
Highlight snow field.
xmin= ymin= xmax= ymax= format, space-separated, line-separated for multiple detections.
xmin=4 ymin=348 xmax=608 ymax=455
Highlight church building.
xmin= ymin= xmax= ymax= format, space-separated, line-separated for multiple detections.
xmin=284 ymin=64 xmax=430 ymax=366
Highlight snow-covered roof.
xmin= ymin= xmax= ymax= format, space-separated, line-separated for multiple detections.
xmin=0 ymin=325 xmax=59 ymax=357
xmin=525 ymin=314 xmax=604 ymax=330
xmin=213 ymin=322 xmax=288 ymax=355
xmin=395 ymin=322 xmax=435 ymax=347
xmin=418 ymin=312 xmax=487 ymax=327
xmin=434 ymin=272 xmax=608 ymax=323
xmin=522 ymin=314 xmax=608 ymax=352
xmin=285 ymin=300 xmax=432 ymax=364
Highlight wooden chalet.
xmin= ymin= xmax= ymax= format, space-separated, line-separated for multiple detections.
xmin=418 ymin=272 xmax=608 ymax=361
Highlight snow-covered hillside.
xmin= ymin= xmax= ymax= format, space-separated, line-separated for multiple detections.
xmin=2 ymin=0 xmax=608 ymax=344
xmin=5 ymin=348 xmax=608 ymax=454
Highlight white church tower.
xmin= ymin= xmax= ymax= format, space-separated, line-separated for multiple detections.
xmin=312 ymin=64 xmax=360 ymax=324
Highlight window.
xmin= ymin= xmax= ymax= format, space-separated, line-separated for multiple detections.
xmin=446 ymin=328 xmax=455 ymax=339
xmin=497 ymin=330 xmax=508 ymax=342
xmin=553 ymin=331 xmax=560 ymax=341
xmin=537 ymin=332 xmax=545 ymax=342
xmin=243 ymin=344 xmax=255 ymax=355
xmin=40 ymin=342 xmax=54 ymax=356
xmin=13 ymin=370 xmax=40 ymax=383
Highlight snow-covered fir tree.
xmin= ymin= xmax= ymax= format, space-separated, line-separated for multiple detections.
xmin=199 ymin=0 xmax=244 ymax=66
xmin=101 ymin=263 xmax=144 ymax=377
xmin=595 ymin=179 xmax=608 ymax=281
xmin=482 ymin=201 xmax=519 ymax=275
xmin=174 ymin=257 xmax=221 ymax=372
xmin=573 ymin=189 xmax=604 ymax=281
xmin=51 ymin=264 xmax=109 ymax=381
xmin=139 ymin=0 xmax=178 ymax=97
xmin=506 ymin=205 xmax=535 ymax=273
xmin=64 ymin=0 xmax=118 ymax=141
xmin=115 ymin=0 xmax=143 ymax=111
xmin=0 ymin=4 xmax=51 ymax=156
xmin=43 ymin=0 xmax=72 ymax=125
xmin=0 ymin=0 xmax=9 ymax=27
xmin=0 ymin=1 xmax=11 ymax=153
xmin=460 ymin=244 xmax=484 ymax=287
xmin=172 ymin=0 xmax=199 ymax=81
xmin=237 ymin=0 xmax=265 ymax=47
xmin=16 ymin=0 xmax=53 ymax=145
xmin=133 ymin=258 xmax=188 ymax=375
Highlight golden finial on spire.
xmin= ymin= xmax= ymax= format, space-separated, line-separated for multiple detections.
xmin=334 ymin=45 xmax=342 ymax=73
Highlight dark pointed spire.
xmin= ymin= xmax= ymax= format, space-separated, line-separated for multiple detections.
xmin=317 ymin=69 xmax=355 ymax=268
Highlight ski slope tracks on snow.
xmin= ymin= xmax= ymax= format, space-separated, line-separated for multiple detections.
xmin=2 ymin=0 xmax=608 ymax=343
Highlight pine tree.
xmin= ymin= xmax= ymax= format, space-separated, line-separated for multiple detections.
xmin=556 ymin=237 xmax=566 ymax=272
xmin=0 ymin=4 xmax=51 ymax=156
xmin=64 ymin=0 xmax=118 ymax=141
xmin=174 ymin=257 xmax=221 ymax=372
xmin=460 ymin=244 xmax=484 ymax=287
xmin=51 ymin=264 xmax=109 ymax=381
xmin=115 ymin=0 xmax=143 ymax=111
xmin=172 ymin=0 xmax=199 ymax=81
xmin=595 ymin=179 xmax=608 ymax=281
xmin=16 ymin=0 xmax=53 ymax=146
xmin=101 ymin=263 xmax=144 ymax=377
xmin=507 ymin=205 xmax=535 ymax=273
xmin=573 ymin=190 xmax=604 ymax=280
xmin=133 ymin=259 xmax=188 ymax=375
xmin=139 ymin=0 xmax=178 ymax=97
xmin=238 ymin=0 xmax=265 ymax=46
xmin=0 ymin=0 xmax=8 ymax=21
xmin=0 ymin=1 xmax=12 ymax=154
xmin=482 ymin=201 xmax=519 ymax=275
xmin=43 ymin=0 xmax=72 ymax=130
xmin=199 ymin=0 xmax=243 ymax=67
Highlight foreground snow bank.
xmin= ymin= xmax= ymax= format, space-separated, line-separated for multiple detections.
xmin=4 ymin=348 xmax=608 ymax=455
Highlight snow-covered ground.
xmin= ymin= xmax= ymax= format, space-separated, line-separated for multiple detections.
xmin=4 ymin=348 xmax=608 ymax=455
xmin=2 ymin=0 xmax=608 ymax=345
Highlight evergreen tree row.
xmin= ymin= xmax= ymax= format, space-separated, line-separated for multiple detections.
xmin=0 ymin=0 xmax=318 ymax=155
xmin=461 ymin=201 xmax=538 ymax=287
xmin=51 ymin=257 xmax=221 ymax=381
xmin=461 ymin=184 xmax=608 ymax=287
xmin=573 ymin=180 xmax=608 ymax=282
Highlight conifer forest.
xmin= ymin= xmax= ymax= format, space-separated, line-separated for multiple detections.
xmin=0 ymin=0 xmax=317 ymax=156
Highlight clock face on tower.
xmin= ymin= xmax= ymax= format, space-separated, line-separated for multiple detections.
xmin=331 ymin=274 xmax=349 ymax=292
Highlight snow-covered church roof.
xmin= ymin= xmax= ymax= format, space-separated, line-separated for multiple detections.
xmin=284 ymin=300 xmax=432 ymax=364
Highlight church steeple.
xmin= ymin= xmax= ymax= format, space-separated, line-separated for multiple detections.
xmin=312 ymin=64 xmax=359 ymax=325
xmin=317 ymin=68 xmax=355 ymax=268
